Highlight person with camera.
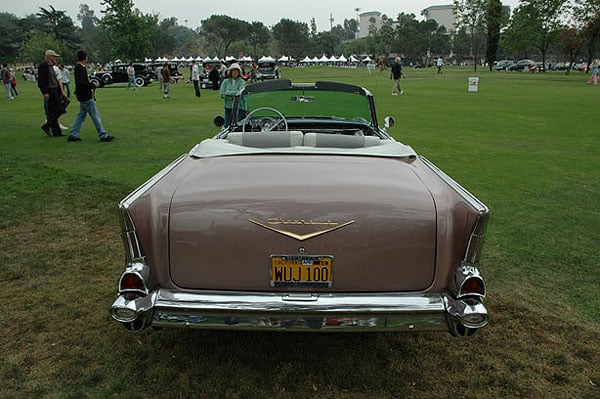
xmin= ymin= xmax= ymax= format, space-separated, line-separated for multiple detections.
xmin=67 ymin=49 xmax=114 ymax=142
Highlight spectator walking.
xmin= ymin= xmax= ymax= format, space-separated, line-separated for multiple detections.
xmin=437 ymin=57 xmax=444 ymax=74
xmin=126 ymin=62 xmax=137 ymax=90
xmin=588 ymin=59 xmax=598 ymax=87
xmin=390 ymin=57 xmax=405 ymax=96
xmin=220 ymin=63 xmax=247 ymax=128
xmin=59 ymin=64 xmax=71 ymax=97
xmin=161 ymin=63 xmax=171 ymax=99
xmin=2 ymin=63 xmax=14 ymax=100
xmin=67 ymin=49 xmax=114 ymax=142
xmin=191 ymin=60 xmax=201 ymax=97
xmin=38 ymin=50 xmax=65 ymax=136
xmin=9 ymin=68 xmax=18 ymax=97
xmin=155 ymin=64 xmax=163 ymax=91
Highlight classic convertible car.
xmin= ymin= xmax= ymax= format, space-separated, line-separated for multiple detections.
xmin=111 ymin=79 xmax=490 ymax=336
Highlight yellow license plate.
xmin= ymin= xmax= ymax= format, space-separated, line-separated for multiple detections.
xmin=270 ymin=255 xmax=333 ymax=288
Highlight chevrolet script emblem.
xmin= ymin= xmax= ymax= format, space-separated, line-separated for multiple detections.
xmin=248 ymin=218 xmax=355 ymax=241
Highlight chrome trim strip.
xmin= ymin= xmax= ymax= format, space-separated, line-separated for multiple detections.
xmin=119 ymin=153 xmax=188 ymax=209
xmin=420 ymin=156 xmax=490 ymax=265
xmin=419 ymin=156 xmax=489 ymax=214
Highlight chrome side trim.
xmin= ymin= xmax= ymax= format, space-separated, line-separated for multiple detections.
xmin=110 ymin=290 xmax=488 ymax=334
xmin=419 ymin=156 xmax=488 ymax=214
xmin=119 ymin=153 xmax=188 ymax=209
xmin=420 ymin=156 xmax=490 ymax=265
xmin=119 ymin=208 xmax=145 ymax=264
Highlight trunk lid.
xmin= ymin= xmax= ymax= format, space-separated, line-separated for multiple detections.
xmin=169 ymin=155 xmax=436 ymax=292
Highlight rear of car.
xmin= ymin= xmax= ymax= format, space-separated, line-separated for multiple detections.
xmin=110 ymin=80 xmax=489 ymax=337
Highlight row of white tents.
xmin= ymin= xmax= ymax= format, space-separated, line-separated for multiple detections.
xmin=142 ymin=54 xmax=372 ymax=65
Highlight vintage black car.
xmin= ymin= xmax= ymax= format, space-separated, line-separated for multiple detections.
xmin=89 ymin=63 xmax=154 ymax=88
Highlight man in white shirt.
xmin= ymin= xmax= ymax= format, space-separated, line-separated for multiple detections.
xmin=191 ymin=60 xmax=201 ymax=97
xmin=126 ymin=63 xmax=137 ymax=90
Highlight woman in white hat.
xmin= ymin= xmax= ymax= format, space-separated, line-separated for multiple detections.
xmin=220 ymin=62 xmax=248 ymax=128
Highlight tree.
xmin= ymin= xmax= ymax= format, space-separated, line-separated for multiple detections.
xmin=518 ymin=0 xmax=567 ymax=72
xmin=454 ymin=0 xmax=487 ymax=71
xmin=485 ymin=0 xmax=503 ymax=70
xmin=37 ymin=5 xmax=79 ymax=47
xmin=150 ymin=19 xmax=177 ymax=57
xmin=0 ymin=12 xmax=25 ymax=61
xmin=574 ymin=0 xmax=600 ymax=67
xmin=272 ymin=19 xmax=310 ymax=60
xmin=19 ymin=33 xmax=67 ymax=64
xmin=201 ymin=15 xmax=249 ymax=57
xmin=343 ymin=19 xmax=358 ymax=41
xmin=502 ymin=5 xmax=538 ymax=58
xmin=100 ymin=0 xmax=158 ymax=60
xmin=559 ymin=27 xmax=584 ymax=74
xmin=247 ymin=22 xmax=271 ymax=60
xmin=76 ymin=4 xmax=112 ymax=64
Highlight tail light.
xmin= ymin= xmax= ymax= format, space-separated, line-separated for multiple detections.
xmin=118 ymin=262 xmax=150 ymax=295
xmin=120 ymin=273 xmax=145 ymax=291
xmin=459 ymin=276 xmax=486 ymax=297
xmin=455 ymin=265 xmax=486 ymax=299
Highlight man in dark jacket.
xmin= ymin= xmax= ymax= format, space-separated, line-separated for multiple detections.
xmin=38 ymin=50 xmax=64 ymax=137
xmin=67 ymin=49 xmax=114 ymax=142
xmin=390 ymin=56 xmax=405 ymax=96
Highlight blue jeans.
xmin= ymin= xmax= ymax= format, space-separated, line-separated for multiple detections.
xmin=127 ymin=76 xmax=137 ymax=90
xmin=68 ymin=99 xmax=109 ymax=138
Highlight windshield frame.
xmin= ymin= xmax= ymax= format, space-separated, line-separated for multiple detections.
xmin=226 ymin=80 xmax=379 ymax=134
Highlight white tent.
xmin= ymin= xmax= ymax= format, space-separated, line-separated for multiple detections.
xmin=318 ymin=55 xmax=330 ymax=63
xmin=278 ymin=55 xmax=289 ymax=62
xmin=349 ymin=55 xmax=360 ymax=63
xmin=338 ymin=55 xmax=347 ymax=62
xmin=195 ymin=55 xmax=203 ymax=61
xmin=241 ymin=55 xmax=253 ymax=62
xmin=212 ymin=56 xmax=222 ymax=62
xmin=258 ymin=56 xmax=276 ymax=63
xmin=186 ymin=56 xmax=194 ymax=62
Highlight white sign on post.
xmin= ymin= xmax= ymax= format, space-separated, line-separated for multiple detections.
xmin=468 ymin=77 xmax=479 ymax=92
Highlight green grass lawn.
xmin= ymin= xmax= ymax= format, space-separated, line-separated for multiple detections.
xmin=1 ymin=66 xmax=599 ymax=398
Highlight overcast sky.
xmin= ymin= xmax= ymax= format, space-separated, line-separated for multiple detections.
xmin=8 ymin=0 xmax=519 ymax=31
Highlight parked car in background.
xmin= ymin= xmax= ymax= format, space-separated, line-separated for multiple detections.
xmin=494 ymin=60 xmax=514 ymax=71
xmin=89 ymin=63 xmax=153 ymax=88
xmin=552 ymin=62 xmax=569 ymax=71
xmin=508 ymin=59 xmax=538 ymax=71
xmin=110 ymin=79 xmax=490 ymax=337
xmin=257 ymin=61 xmax=280 ymax=80
xmin=575 ymin=62 xmax=590 ymax=72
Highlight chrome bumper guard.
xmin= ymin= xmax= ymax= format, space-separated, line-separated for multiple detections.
xmin=111 ymin=289 xmax=488 ymax=334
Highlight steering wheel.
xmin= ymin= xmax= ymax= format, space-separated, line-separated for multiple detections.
xmin=242 ymin=107 xmax=288 ymax=132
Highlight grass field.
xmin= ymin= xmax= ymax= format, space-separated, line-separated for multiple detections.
xmin=1 ymin=66 xmax=599 ymax=398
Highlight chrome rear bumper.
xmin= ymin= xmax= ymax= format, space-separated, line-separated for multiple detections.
xmin=111 ymin=289 xmax=488 ymax=335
